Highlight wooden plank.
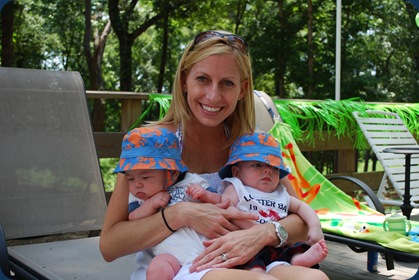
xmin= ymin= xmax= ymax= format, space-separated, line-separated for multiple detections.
xmin=86 ymin=90 xmax=149 ymax=100
xmin=322 ymin=241 xmax=419 ymax=280
xmin=296 ymin=132 xmax=355 ymax=151
xmin=94 ymin=132 xmax=124 ymax=158
xmin=337 ymin=149 xmax=356 ymax=173
xmin=121 ymin=99 xmax=142 ymax=132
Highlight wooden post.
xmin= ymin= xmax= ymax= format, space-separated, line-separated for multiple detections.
xmin=121 ymin=99 xmax=142 ymax=132
xmin=337 ymin=149 xmax=356 ymax=173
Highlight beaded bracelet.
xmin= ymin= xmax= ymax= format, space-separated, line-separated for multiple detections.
xmin=161 ymin=208 xmax=176 ymax=232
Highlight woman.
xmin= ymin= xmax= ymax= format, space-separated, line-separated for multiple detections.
xmin=100 ymin=30 xmax=328 ymax=280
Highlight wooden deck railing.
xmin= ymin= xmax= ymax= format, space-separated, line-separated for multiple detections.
xmin=87 ymin=91 xmax=358 ymax=156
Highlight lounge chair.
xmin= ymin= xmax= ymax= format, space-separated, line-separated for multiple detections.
xmin=251 ymin=93 xmax=419 ymax=273
xmin=353 ymin=110 xmax=419 ymax=217
xmin=0 ymin=67 xmax=135 ymax=279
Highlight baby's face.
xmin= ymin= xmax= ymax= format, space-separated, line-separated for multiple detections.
xmin=232 ymin=160 xmax=280 ymax=193
xmin=125 ymin=169 xmax=169 ymax=200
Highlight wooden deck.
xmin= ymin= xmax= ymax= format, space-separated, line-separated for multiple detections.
xmin=321 ymin=209 xmax=419 ymax=279
xmin=322 ymin=241 xmax=418 ymax=279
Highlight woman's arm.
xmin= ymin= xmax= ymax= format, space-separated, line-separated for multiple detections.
xmin=99 ymin=174 xmax=258 ymax=262
xmin=279 ymin=213 xmax=309 ymax=244
xmin=100 ymin=173 xmax=173 ymax=262
xmin=190 ymin=213 xmax=308 ymax=272
xmin=190 ymin=222 xmax=277 ymax=272
xmin=128 ymin=191 xmax=170 ymax=221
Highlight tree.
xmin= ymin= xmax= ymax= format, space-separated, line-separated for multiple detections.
xmin=84 ymin=0 xmax=113 ymax=131
xmin=108 ymin=0 xmax=191 ymax=91
xmin=2 ymin=0 xmax=419 ymax=103
xmin=246 ymin=0 xmax=307 ymax=98
xmin=1 ymin=0 xmax=14 ymax=67
xmin=84 ymin=0 xmax=112 ymax=91
xmin=306 ymin=0 xmax=314 ymax=98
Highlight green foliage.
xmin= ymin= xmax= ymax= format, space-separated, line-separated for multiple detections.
xmin=4 ymin=0 xmax=419 ymax=101
xmin=4 ymin=1 xmax=419 ymax=178
xmin=100 ymin=158 xmax=119 ymax=192
xmin=136 ymin=94 xmax=419 ymax=151
xmin=273 ymin=98 xmax=419 ymax=149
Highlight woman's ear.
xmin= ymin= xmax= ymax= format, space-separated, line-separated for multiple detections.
xmin=239 ymin=79 xmax=249 ymax=100
xmin=181 ymin=71 xmax=187 ymax=93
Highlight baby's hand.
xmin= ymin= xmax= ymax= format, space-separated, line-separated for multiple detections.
xmin=186 ymin=184 xmax=207 ymax=201
xmin=307 ymin=227 xmax=324 ymax=245
xmin=149 ymin=192 xmax=170 ymax=210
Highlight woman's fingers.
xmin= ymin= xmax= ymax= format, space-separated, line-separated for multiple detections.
xmin=190 ymin=238 xmax=229 ymax=272
xmin=191 ymin=224 xmax=270 ymax=272
xmin=182 ymin=202 xmax=257 ymax=239
xmin=215 ymin=199 xmax=230 ymax=209
xmin=221 ymin=204 xmax=259 ymax=222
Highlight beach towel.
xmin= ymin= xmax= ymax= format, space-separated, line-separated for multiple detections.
xmin=269 ymin=121 xmax=419 ymax=255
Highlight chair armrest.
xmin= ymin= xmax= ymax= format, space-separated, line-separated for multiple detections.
xmin=328 ymin=175 xmax=386 ymax=214
xmin=0 ymin=224 xmax=13 ymax=279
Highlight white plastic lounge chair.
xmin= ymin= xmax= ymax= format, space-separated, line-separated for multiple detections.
xmin=0 ymin=67 xmax=135 ymax=279
xmin=353 ymin=110 xmax=419 ymax=215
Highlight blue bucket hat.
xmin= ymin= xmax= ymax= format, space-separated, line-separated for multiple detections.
xmin=219 ymin=131 xmax=289 ymax=179
xmin=114 ymin=127 xmax=187 ymax=173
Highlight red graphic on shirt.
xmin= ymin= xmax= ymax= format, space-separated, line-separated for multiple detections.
xmin=259 ymin=209 xmax=281 ymax=221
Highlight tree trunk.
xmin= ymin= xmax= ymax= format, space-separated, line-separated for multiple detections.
xmin=276 ymin=0 xmax=286 ymax=98
xmin=84 ymin=0 xmax=112 ymax=131
xmin=1 ymin=1 xmax=14 ymax=67
xmin=157 ymin=14 xmax=169 ymax=93
xmin=306 ymin=0 xmax=314 ymax=98
xmin=108 ymin=0 xmax=191 ymax=91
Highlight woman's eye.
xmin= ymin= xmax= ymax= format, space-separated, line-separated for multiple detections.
xmin=196 ymin=76 xmax=208 ymax=83
xmin=223 ymin=80 xmax=234 ymax=87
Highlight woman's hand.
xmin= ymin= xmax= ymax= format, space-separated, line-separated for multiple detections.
xmin=189 ymin=223 xmax=274 ymax=272
xmin=174 ymin=200 xmax=257 ymax=239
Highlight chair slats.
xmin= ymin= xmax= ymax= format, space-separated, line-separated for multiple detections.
xmin=353 ymin=110 xmax=419 ymax=208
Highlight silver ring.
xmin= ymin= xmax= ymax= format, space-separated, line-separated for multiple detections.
xmin=221 ymin=253 xmax=227 ymax=262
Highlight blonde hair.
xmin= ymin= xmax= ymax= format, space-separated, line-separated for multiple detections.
xmin=155 ymin=31 xmax=255 ymax=145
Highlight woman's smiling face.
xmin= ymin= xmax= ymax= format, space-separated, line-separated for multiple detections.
xmin=184 ymin=53 xmax=246 ymax=127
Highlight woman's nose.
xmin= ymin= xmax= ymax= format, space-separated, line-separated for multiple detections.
xmin=206 ymin=84 xmax=221 ymax=102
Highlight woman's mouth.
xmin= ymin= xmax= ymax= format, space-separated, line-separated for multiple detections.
xmin=202 ymin=104 xmax=221 ymax=112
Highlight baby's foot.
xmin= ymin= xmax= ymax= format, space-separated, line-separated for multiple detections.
xmin=291 ymin=239 xmax=328 ymax=267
